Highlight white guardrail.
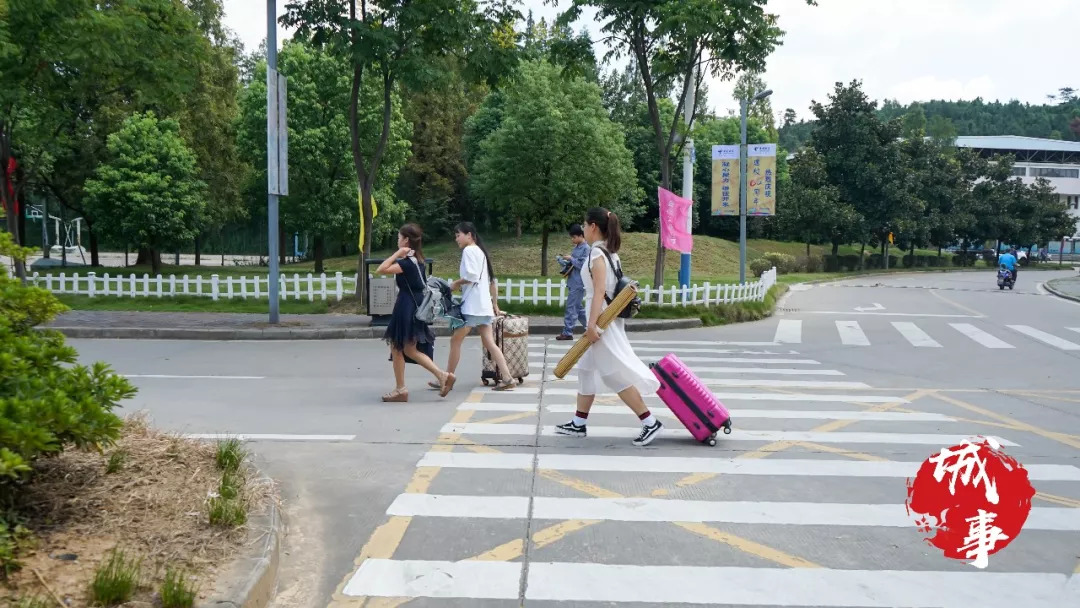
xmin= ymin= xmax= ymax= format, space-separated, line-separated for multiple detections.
xmin=27 ymin=267 xmax=777 ymax=307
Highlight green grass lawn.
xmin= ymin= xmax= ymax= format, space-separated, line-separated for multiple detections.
xmin=25 ymin=232 xmax=947 ymax=284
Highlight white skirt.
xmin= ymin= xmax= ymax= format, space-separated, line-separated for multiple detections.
xmin=576 ymin=318 xmax=661 ymax=397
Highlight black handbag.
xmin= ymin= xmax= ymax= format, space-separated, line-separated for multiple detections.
xmin=589 ymin=246 xmax=641 ymax=319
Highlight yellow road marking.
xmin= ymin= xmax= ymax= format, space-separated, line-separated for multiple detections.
xmin=474 ymin=411 xmax=537 ymax=425
xmin=674 ymin=522 xmax=821 ymax=568
xmin=327 ymin=409 xmax=475 ymax=607
xmin=671 ymin=390 xmax=929 ymax=489
xmin=931 ymin=392 xmax=1080 ymax=451
xmin=1035 ymin=492 xmax=1080 ymax=508
xmin=450 ymin=440 xmax=817 ymax=568
xmin=1074 ymin=559 xmax=1080 ymax=575
xmin=1012 ymin=391 xmax=1080 ymax=405
xmin=789 ymin=441 xmax=888 ymax=461
xmin=929 ymin=288 xmax=986 ymax=317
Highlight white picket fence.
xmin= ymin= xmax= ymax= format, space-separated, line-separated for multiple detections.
xmin=27 ymin=267 xmax=777 ymax=307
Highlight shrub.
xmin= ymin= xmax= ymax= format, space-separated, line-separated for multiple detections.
xmin=760 ymin=252 xmax=800 ymax=274
xmin=748 ymin=258 xmax=773 ymax=278
xmin=823 ymin=255 xmax=841 ymax=272
xmin=0 ymin=231 xmax=136 ymax=497
xmin=797 ymin=255 xmax=824 ymax=273
xmin=838 ymin=254 xmax=861 ymax=271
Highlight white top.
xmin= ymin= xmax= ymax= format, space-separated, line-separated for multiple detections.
xmin=580 ymin=241 xmax=620 ymax=304
xmin=459 ymin=244 xmax=495 ymax=316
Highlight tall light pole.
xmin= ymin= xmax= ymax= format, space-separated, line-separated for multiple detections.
xmin=678 ymin=65 xmax=697 ymax=295
xmin=266 ymin=0 xmax=283 ymax=323
xmin=739 ymin=88 xmax=772 ymax=283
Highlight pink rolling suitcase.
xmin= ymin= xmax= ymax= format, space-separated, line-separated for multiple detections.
xmin=650 ymin=353 xmax=732 ymax=446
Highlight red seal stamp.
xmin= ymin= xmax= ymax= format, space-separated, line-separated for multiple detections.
xmin=905 ymin=436 xmax=1035 ymax=568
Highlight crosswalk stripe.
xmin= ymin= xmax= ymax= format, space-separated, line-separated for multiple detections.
xmin=538 ymin=346 xmax=804 ymax=356
xmin=439 ymin=423 xmax=1018 ymax=446
xmin=537 ymin=344 xmax=788 ymax=354
xmin=950 ymin=323 xmax=1015 ymax=348
xmin=416 ymin=451 xmax=1080 ymax=480
xmin=836 ymin=320 xmax=870 ymax=345
xmin=551 ymin=366 xmax=844 ymax=379
xmin=456 ymin=402 xmax=953 ymax=421
xmin=544 ymin=378 xmax=870 ymax=391
xmin=1007 ymin=325 xmax=1080 ymax=351
xmin=891 ymin=321 xmax=942 ymax=348
xmin=536 ymin=355 xmax=822 ymax=365
xmin=773 ymin=319 xmax=802 ymax=343
xmin=385 ymin=494 xmax=1080 ymax=530
xmin=344 ymin=559 xmax=1078 ymax=606
xmin=1069 ymin=327 xmax=1080 ymax=336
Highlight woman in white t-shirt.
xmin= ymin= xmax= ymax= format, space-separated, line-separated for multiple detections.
xmin=553 ymin=207 xmax=663 ymax=446
xmin=438 ymin=222 xmax=517 ymax=391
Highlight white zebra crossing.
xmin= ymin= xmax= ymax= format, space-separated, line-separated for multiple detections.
xmin=836 ymin=320 xmax=871 ymax=345
xmin=337 ymin=337 xmax=1080 ymax=606
xmin=755 ymin=319 xmax=1080 ymax=351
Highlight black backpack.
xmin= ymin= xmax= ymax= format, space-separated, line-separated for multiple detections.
xmin=588 ymin=246 xmax=641 ymax=319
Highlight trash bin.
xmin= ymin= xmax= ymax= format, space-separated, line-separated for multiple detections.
xmin=365 ymin=258 xmax=434 ymax=326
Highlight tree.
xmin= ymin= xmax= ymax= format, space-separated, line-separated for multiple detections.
xmin=468 ymin=60 xmax=642 ymax=275
xmin=734 ymin=72 xmax=776 ymax=134
xmin=395 ymin=57 xmax=488 ymax=237
xmin=282 ymin=0 xmax=521 ymax=301
xmin=778 ymin=148 xmax=860 ymax=258
xmin=1 ymin=0 xmax=204 ymax=269
xmin=83 ymin=113 xmax=206 ymax=275
xmin=237 ymin=40 xmax=410 ymax=272
xmin=180 ymin=0 xmax=249 ymax=264
xmin=782 ymin=108 xmax=797 ymax=129
xmin=555 ymin=0 xmax=814 ymax=287
xmin=808 ymin=80 xmax=911 ymax=256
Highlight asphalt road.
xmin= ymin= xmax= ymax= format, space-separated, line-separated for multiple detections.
xmin=67 ymin=269 xmax=1080 ymax=607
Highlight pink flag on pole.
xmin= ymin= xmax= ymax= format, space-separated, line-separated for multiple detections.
xmin=658 ymin=187 xmax=693 ymax=254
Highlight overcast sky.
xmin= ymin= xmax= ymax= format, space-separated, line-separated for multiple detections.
xmin=224 ymin=0 xmax=1077 ymax=123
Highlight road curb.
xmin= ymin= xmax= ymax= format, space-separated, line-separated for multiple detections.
xmin=1044 ymin=278 xmax=1080 ymax=303
xmin=43 ymin=318 xmax=702 ymax=340
xmin=200 ymin=476 xmax=283 ymax=608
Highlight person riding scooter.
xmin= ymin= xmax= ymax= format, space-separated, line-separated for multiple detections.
xmin=998 ymin=249 xmax=1018 ymax=283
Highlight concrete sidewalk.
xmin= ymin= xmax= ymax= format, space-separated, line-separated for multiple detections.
xmin=44 ymin=310 xmax=702 ymax=340
xmin=1045 ymin=274 xmax=1080 ymax=303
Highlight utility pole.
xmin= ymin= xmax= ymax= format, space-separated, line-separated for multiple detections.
xmin=738 ymin=89 xmax=772 ymax=284
xmin=266 ymin=0 xmax=286 ymax=323
xmin=678 ymin=65 xmax=696 ymax=295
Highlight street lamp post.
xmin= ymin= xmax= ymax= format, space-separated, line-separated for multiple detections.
xmin=739 ymin=88 xmax=772 ymax=284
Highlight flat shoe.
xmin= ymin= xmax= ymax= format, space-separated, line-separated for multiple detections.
xmin=439 ymin=373 xmax=457 ymax=397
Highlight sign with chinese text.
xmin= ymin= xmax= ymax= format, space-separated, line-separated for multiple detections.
xmin=747 ymin=143 xmax=776 ymax=216
xmin=658 ymin=187 xmax=693 ymax=254
xmin=711 ymin=145 xmax=739 ymax=216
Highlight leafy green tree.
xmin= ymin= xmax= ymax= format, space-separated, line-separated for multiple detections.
xmin=395 ymin=57 xmax=488 ymax=237
xmin=734 ymin=72 xmax=777 ymax=135
xmin=283 ymin=0 xmax=520 ymax=300
xmin=1 ymin=0 xmax=204 ymax=268
xmin=83 ymin=113 xmax=207 ymax=275
xmin=777 ymin=148 xmax=860 ymax=257
xmin=468 ymin=60 xmax=642 ymax=275
xmin=180 ymin=0 xmax=249 ymax=264
xmin=0 ymin=230 xmax=135 ymax=505
xmin=808 ymin=80 xmax=912 ymax=255
xmin=556 ymin=0 xmax=815 ymax=286
xmin=237 ymin=40 xmax=410 ymax=272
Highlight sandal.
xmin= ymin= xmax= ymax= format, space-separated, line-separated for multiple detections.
xmin=382 ymin=387 xmax=408 ymax=402
xmin=439 ymin=372 xmax=457 ymax=398
xmin=427 ymin=381 xmax=441 ymax=390
xmin=492 ymin=378 xmax=517 ymax=392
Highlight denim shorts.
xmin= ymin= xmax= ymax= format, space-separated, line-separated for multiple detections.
xmin=463 ymin=314 xmax=494 ymax=327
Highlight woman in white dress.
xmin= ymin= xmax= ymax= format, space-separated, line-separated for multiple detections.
xmin=554 ymin=207 xmax=664 ymax=446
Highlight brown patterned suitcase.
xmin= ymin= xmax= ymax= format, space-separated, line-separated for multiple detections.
xmin=481 ymin=313 xmax=530 ymax=385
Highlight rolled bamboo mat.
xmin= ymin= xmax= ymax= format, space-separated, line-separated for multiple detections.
xmin=553 ymin=284 xmax=639 ymax=379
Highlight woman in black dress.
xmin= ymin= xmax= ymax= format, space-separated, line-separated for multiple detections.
xmin=375 ymin=223 xmax=455 ymax=402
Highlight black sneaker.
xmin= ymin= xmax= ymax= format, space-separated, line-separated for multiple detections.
xmin=554 ymin=421 xmax=586 ymax=437
xmin=632 ymin=420 xmax=664 ymax=446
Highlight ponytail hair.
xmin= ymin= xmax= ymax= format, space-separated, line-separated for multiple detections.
xmin=454 ymin=221 xmax=496 ymax=282
xmin=584 ymin=207 xmax=622 ymax=253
